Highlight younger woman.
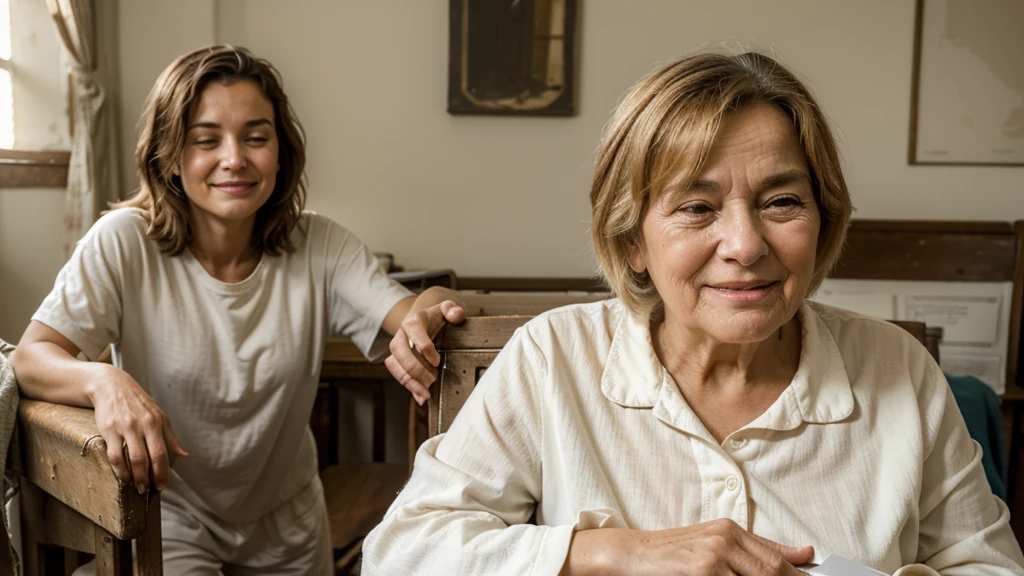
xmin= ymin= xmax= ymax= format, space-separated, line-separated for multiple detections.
xmin=12 ymin=45 xmax=457 ymax=574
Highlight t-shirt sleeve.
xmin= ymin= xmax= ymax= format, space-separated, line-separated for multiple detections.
xmin=31 ymin=211 xmax=135 ymax=361
xmin=323 ymin=219 xmax=413 ymax=361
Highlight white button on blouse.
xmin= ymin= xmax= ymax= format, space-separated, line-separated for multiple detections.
xmin=725 ymin=476 xmax=740 ymax=491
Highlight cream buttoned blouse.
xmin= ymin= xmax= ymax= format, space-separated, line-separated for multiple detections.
xmin=364 ymin=300 xmax=1024 ymax=575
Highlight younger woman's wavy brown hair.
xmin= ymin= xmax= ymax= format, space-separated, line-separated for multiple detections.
xmin=590 ymin=51 xmax=852 ymax=317
xmin=115 ymin=45 xmax=307 ymax=255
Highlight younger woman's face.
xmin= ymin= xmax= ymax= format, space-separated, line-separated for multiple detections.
xmin=176 ymin=79 xmax=280 ymax=230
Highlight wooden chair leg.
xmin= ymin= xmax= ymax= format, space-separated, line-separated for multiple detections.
xmin=93 ymin=527 xmax=131 ymax=576
xmin=62 ymin=550 xmax=85 ymax=576
xmin=407 ymin=397 xmax=428 ymax=473
xmin=372 ymin=382 xmax=386 ymax=463
xmin=19 ymin=482 xmax=49 ymax=576
xmin=312 ymin=385 xmax=339 ymax=472
xmin=335 ymin=537 xmax=363 ymax=575
xmin=134 ymin=494 xmax=162 ymax=576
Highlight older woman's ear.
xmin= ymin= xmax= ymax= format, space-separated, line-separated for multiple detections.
xmin=627 ymin=242 xmax=647 ymax=275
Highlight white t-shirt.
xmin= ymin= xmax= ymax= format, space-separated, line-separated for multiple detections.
xmin=33 ymin=208 xmax=412 ymax=524
xmin=364 ymin=299 xmax=1024 ymax=575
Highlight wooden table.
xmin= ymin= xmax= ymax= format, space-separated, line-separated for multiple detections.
xmin=312 ymin=339 xmax=395 ymax=469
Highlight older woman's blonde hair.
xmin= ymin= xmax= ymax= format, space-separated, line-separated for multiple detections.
xmin=591 ymin=51 xmax=852 ymax=317
xmin=115 ymin=45 xmax=306 ymax=255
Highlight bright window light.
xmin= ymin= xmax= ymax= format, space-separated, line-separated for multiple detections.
xmin=0 ymin=69 xmax=11 ymax=148
xmin=0 ymin=0 xmax=9 ymax=61
xmin=0 ymin=0 xmax=11 ymax=148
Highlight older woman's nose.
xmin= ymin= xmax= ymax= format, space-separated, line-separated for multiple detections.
xmin=716 ymin=209 xmax=769 ymax=266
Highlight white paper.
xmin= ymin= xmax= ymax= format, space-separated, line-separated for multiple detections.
xmin=812 ymin=291 xmax=896 ymax=320
xmin=903 ymin=295 xmax=1001 ymax=345
xmin=811 ymin=279 xmax=1012 ymax=395
xmin=801 ymin=554 xmax=888 ymax=576
xmin=942 ymin=354 xmax=1005 ymax=393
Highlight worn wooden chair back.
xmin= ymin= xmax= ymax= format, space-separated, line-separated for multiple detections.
xmin=16 ymin=399 xmax=162 ymax=575
xmin=317 ymin=293 xmax=610 ymax=574
xmin=428 ymin=316 xmax=937 ymax=439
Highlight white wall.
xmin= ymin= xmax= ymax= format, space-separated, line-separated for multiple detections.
xmin=115 ymin=0 xmax=1024 ymax=280
xmin=12 ymin=0 xmax=1022 ymax=461
xmin=114 ymin=0 xmax=1024 ymax=465
xmin=0 ymin=0 xmax=69 ymax=342
xmin=117 ymin=0 xmax=215 ymax=195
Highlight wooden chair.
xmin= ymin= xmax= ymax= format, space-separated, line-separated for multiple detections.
xmin=316 ymin=340 xmax=409 ymax=574
xmin=427 ymin=315 xmax=940 ymax=438
xmin=16 ymin=399 xmax=161 ymax=575
xmin=314 ymin=292 xmax=611 ymax=574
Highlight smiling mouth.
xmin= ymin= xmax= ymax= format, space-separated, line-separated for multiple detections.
xmin=212 ymin=182 xmax=256 ymax=193
xmin=711 ymin=282 xmax=778 ymax=291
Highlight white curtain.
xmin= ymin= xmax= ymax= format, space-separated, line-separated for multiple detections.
xmin=48 ymin=0 xmax=120 ymax=259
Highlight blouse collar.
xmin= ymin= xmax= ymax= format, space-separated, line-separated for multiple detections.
xmin=599 ymin=301 xmax=854 ymax=440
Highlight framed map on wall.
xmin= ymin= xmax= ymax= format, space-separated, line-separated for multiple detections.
xmin=909 ymin=0 xmax=1024 ymax=166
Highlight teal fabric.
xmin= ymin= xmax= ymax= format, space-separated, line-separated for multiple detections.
xmin=945 ymin=374 xmax=1007 ymax=502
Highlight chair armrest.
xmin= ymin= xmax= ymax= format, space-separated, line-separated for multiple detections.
xmin=17 ymin=398 xmax=150 ymax=540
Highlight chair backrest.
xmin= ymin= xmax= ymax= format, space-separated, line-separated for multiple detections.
xmin=17 ymin=399 xmax=162 ymax=574
xmin=429 ymin=316 xmax=939 ymax=438
xmin=429 ymin=316 xmax=530 ymax=437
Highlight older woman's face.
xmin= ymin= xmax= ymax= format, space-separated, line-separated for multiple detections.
xmin=628 ymin=102 xmax=820 ymax=343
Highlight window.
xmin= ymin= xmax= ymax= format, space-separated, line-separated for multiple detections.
xmin=0 ymin=0 xmax=70 ymax=188
xmin=0 ymin=0 xmax=11 ymax=149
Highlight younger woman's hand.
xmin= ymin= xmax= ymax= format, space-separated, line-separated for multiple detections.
xmin=86 ymin=363 xmax=188 ymax=493
xmin=385 ymin=300 xmax=464 ymax=405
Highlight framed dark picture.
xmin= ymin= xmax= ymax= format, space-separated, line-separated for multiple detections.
xmin=909 ymin=0 xmax=1024 ymax=166
xmin=448 ymin=0 xmax=577 ymax=116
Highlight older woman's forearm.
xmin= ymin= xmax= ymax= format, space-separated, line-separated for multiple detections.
xmin=363 ymin=511 xmax=576 ymax=575
xmin=560 ymin=529 xmax=634 ymax=575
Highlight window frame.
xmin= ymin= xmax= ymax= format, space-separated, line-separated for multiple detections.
xmin=0 ymin=0 xmax=71 ymax=189
xmin=0 ymin=148 xmax=70 ymax=188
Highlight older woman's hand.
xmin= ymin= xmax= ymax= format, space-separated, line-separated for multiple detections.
xmin=385 ymin=299 xmax=465 ymax=405
xmin=563 ymin=519 xmax=814 ymax=576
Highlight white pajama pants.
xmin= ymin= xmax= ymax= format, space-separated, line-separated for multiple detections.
xmin=73 ymin=475 xmax=332 ymax=575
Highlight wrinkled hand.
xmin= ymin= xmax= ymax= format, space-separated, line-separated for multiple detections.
xmin=88 ymin=363 xmax=188 ymax=493
xmin=385 ymin=300 xmax=465 ymax=405
xmin=633 ymin=519 xmax=814 ymax=575
xmin=565 ymin=518 xmax=813 ymax=575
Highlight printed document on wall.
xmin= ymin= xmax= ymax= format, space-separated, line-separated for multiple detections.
xmin=812 ymin=280 xmax=1012 ymax=394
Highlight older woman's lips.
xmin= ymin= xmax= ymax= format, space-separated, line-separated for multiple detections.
xmin=707 ymin=281 xmax=779 ymax=303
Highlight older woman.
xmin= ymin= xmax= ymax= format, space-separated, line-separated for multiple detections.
xmin=364 ymin=52 xmax=1024 ymax=575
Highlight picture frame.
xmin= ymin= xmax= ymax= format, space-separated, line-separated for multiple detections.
xmin=908 ymin=0 xmax=1024 ymax=166
xmin=447 ymin=0 xmax=577 ymax=116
